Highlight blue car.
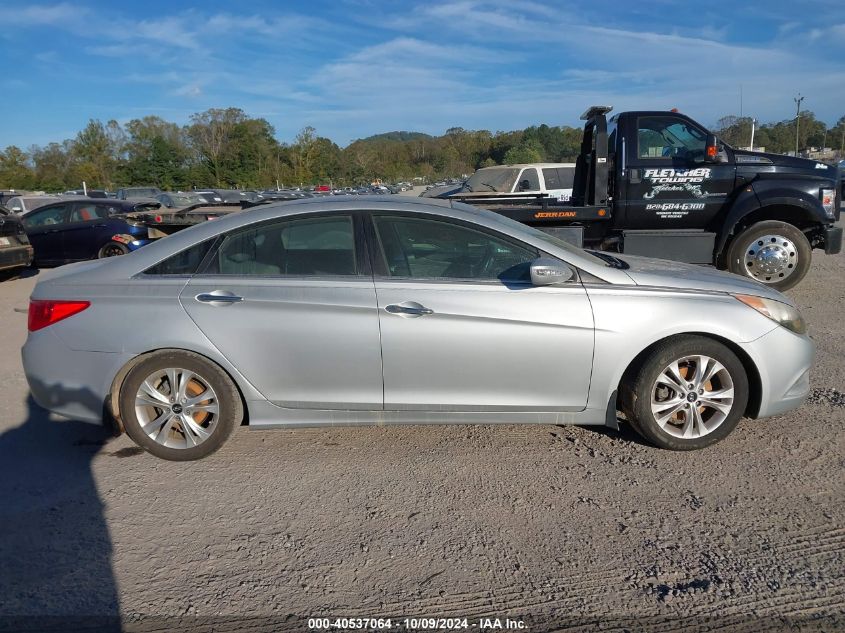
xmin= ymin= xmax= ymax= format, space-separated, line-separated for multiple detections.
xmin=21 ymin=198 xmax=155 ymax=267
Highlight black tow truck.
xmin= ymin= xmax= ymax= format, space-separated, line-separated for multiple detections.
xmin=447 ymin=106 xmax=842 ymax=290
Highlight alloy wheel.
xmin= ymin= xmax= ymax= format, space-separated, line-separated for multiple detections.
xmin=134 ymin=368 xmax=220 ymax=449
xmin=650 ymin=355 xmax=735 ymax=439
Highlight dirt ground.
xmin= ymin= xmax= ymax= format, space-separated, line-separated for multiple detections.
xmin=0 ymin=220 xmax=843 ymax=632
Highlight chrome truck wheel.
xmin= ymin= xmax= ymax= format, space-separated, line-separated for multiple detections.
xmin=726 ymin=221 xmax=811 ymax=291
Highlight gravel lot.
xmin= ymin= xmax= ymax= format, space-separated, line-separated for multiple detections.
xmin=1 ymin=219 xmax=843 ymax=632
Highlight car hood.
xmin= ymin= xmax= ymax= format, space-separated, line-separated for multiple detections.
xmin=615 ymin=253 xmax=793 ymax=304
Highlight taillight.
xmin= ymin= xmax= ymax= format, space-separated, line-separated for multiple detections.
xmin=28 ymin=300 xmax=90 ymax=332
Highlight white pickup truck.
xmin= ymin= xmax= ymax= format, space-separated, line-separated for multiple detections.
xmin=422 ymin=163 xmax=576 ymax=202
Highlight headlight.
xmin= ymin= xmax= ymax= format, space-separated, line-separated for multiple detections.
xmin=821 ymin=188 xmax=836 ymax=218
xmin=734 ymin=294 xmax=807 ymax=334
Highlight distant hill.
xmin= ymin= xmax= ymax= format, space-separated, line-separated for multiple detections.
xmin=356 ymin=131 xmax=434 ymax=143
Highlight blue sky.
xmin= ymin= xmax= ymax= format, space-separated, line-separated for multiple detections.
xmin=1 ymin=0 xmax=844 ymax=148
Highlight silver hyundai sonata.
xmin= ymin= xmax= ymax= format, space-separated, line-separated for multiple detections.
xmin=22 ymin=197 xmax=814 ymax=460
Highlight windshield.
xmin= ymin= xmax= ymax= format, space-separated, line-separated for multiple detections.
xmin=465 ymin=167 xmax=521 ymax=193
xmin=466 ymin=206 xmax=608 ymax=267
xmin=170 ymin=193 xmax=205 ymax=206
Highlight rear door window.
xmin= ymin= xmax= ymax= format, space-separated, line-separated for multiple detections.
xmin=144 ymin=239 xmax=217 ymax=276
xmin=542 ymin=168 xmax=575 ymax=190
xmin=202 ymin=215 xmax=359 ymax=277
xmin=68 ymin=203 xmax=110 ymax=223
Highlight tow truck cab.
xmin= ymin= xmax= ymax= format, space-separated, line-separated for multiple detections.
xmin=458 ymin=106 xmax=842 ymax=290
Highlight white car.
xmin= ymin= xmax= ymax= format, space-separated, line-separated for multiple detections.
xmin=5 ymin=195 xmax=59 ymax=214
xmin=424 ymin=163 xmax=576 ymax=203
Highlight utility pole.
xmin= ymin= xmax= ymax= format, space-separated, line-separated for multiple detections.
xmin=750 ymin=118 xmax=756 ymax=151
xmin=794 ymin=93 xmax=804 ymax=156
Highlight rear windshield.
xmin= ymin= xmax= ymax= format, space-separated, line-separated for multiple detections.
xmin=465 ymin=167 xmax=520 ymax=193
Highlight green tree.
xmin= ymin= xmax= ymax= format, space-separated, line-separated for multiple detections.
xmin=503 ymin=139 xmax=543 ymax=164
xmin=0 ymin=146 xmax=35 ymax=189
xmin=123 ymin=116 xmax=189 ymax=189
xmin=73 ymin=119 xmax=120 ymax=188
xmin=186 ymin=108 xmax=248 ymax=186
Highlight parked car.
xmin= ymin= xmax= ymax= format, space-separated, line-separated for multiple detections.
xmin=0 ymin=204 xmax=33 ymax=274
xmin=194 ymin=190 xmax=225 ymax=204
xmin=116 ymin=187 xmax=162 ymax=200
xmin=64 ymin=189 xmax=108 ymax=198
xmin=5 ymin=195 xmax=59 ymax=214
xmin=261 ymin=190 xmax=313 ymax=200
xmin=156 ymin=192 xmax=208 ymax=209
xmin=20 ymin=198 xmax=156 ymax=266
xmin=422 ymin=163 xmax=575 ymax=202
xmin=23 ymin=197 xmax=814 ymax=460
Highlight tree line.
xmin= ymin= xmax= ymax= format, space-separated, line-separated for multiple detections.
xmin=1 ymin=107 xmax=843 ymax=192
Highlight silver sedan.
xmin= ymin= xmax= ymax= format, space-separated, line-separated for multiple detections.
xmin=22 ymin=198 xmax=815 ymax=460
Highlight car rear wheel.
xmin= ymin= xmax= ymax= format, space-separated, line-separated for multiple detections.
xmin=119 ymin=351 xmax=242 ymax=461
xmin=726 ymin=221 xmax=811 ymax=291
xmin=98 ymin=242 xmax=129 ymax=258
xmin=620 ymin=336 xmax=749 ymax=450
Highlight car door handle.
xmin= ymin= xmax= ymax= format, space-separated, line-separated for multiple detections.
xmin=385 ymin=301 xmax=434 ymax=317
xmin=195 ymin=292 xmax=243 ymax=305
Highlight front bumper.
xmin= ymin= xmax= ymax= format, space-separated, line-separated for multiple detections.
xmin=740 ymin=325 xmax=816 ymax=419
xmin=823 ymin=225 xmax=842 ymax=255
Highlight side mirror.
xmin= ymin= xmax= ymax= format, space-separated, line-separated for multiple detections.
xmin=704 ymin=134 xmax=723 ymax=163
xmin=518 ymin=179 xmax=531 ymax=191
xmin=530 ymin=258 xmax=574 ymax=286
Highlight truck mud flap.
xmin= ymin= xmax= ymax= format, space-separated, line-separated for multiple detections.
xmin=622 ymin=230 xmax=716 ymax=264
xmin=824 ymin=226 xmax=842 ymax=255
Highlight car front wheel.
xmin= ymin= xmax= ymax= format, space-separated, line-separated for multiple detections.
xmin=620 ymin=336 xmax=749 ymax=450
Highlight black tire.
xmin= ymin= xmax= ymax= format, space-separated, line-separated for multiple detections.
xmin=725 ymin=221 xmax=811 ymax=291
xmin=620 ymin=335 xmax=749 ymax=450
xmin=119 ymin=350 xmax=242 ymax=461
xmin=98 ymin=242 xmax=129 ymax=258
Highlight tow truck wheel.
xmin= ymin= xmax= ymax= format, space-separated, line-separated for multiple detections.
xmin=726 ymin=221 xmax=811 ymax=291
xmin=99 ymin=242 xmax=129 ymax=258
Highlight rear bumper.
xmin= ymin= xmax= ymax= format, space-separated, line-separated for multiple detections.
xmin=739 ymin=326 xmax=816 ymax=419
xmin=22 ymin=327 xmax=132 ymax=423
xmin=0 ymin=245 xmax=33 ymax=270
xmin=823 ymin=226 xmax=842 ymax=255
